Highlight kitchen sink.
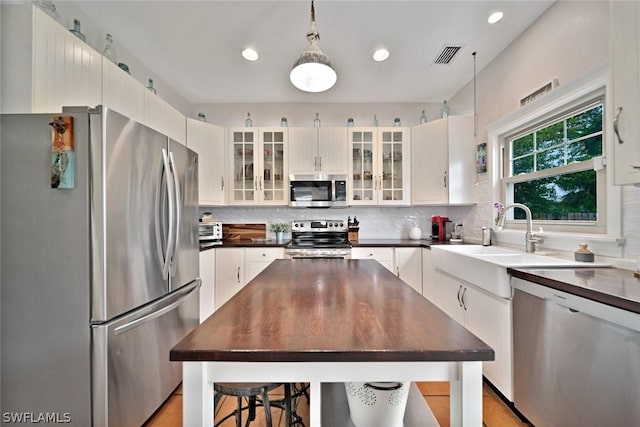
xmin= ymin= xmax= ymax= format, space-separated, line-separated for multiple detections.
xmin=431 ymin=245 xmax=608 ymax=298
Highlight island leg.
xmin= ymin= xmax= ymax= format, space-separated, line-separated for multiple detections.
xmin=450 ymin=361 xmax=483 ymax=426
xmin=182 ymin=362 xmax=214 ymax=427
xmin=309 ymin=381 xmax=322 ymax=425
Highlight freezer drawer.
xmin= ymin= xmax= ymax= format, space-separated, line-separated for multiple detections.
xmin=91 ymin=281 xmax=200 ymax=427
xmin=513 ymin=278 xmax=640 ymax=427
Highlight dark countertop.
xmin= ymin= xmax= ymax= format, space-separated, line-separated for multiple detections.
xmin=508 ymin=267 xmax=640 ymax=315
xmin=171 ymin=259 xmax=494 ymax=363
xmin=200 ymin=238 xmax=455 ymax=251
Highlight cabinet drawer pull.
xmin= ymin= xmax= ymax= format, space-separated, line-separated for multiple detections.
xmin=457 ymin=285 xmax=463 ymax=307
xmin=461 ymin=287 xmax=468 ymax=311
xmin=614 ymin=106 xmax=624 ymax=144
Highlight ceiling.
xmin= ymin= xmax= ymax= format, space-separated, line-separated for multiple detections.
xmin=70 ymin=0 xmax=555 ymax=104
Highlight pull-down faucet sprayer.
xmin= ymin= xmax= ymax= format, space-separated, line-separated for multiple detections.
xmin=495 ymin=203 xmax=543 ymax=253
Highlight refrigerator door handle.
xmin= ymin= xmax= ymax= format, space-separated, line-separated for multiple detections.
xmin=168 ymin=150 xmax=181 ymax=277
xmin=113 ymin=279 xmax=201 ymax=336
xmin=161 ymin=148 xmax=176 ymax=280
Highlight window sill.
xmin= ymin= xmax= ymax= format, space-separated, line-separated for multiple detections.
xmin=492 ymin=228 xmax=624 ymax=259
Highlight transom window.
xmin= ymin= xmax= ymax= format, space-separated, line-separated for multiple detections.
xmin=501 ymin=101 xmax=605 ymax=230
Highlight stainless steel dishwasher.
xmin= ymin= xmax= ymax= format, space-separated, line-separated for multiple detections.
xmin=512 ymin=277 xmax=640 ymax=427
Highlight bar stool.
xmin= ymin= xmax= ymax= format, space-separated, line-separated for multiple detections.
xmin=213 ymin=382 xmax=304 ymax=427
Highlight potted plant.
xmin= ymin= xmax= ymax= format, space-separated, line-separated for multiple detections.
xmin=270 ymin=223 xmax=289 ymax=242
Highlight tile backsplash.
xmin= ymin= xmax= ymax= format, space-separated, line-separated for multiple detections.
xmin=199 ymin=206 xmax=474 ymax=240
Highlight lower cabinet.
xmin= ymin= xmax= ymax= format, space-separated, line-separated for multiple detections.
xmin=421 ymin=248 xmax=435 ymax=301
xmin=245 ymin=248 xmax=284 ymax=283
xmin=214 ymin=248 xmax=245 ymax=311
xmin=214 ymin=247 xmax=284 ymax=311
xmin=433 ymin=270 xmax=513 ymax=400
xmin=351 ymin=247 xmax=394 ymax=272
xmin=199 ymin=249 xmax=215 ymax=323
xmin=394 ymin=247 xmax=422 ymax=294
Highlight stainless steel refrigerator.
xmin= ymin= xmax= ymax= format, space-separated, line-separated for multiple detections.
xmin=1 ymin=106 xmax=200 ymax=426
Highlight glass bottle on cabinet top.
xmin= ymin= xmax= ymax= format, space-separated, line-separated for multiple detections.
xmin=103 ymin=33 xmax=117 ymax=64
xmin=420 ymin=110 xmax=428 ymax=124
xmin=146 ymin=78 xmax=157 ymax=94
xmin=314 ymin=113 xmax=321 ymax=127
xmin=69 ymin=19 xmax=86 ymax=42
xmin=245 ymin=113 xmax=253 ymax=127
xmin=441 ymin=100 xmax=450 ymax=118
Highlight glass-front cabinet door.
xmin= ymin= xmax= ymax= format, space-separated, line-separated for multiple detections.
xmin=349 ymin=127 xmax=410 ymax=205
xmin=350 ymin=129 xmax=375 ymax=203
xmin=379 ymin=129 xmax=408 ymax=204
xmin=229 ymin=128 xmax=287 ymax=205
xmin=230 ymin=129 xmax=256 ymax=204
xmin=260 ymin=129 xmax=286 ymax=204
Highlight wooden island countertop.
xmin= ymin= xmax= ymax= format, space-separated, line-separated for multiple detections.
xmin=171 ymin=259 xmax=493 ymax=363
xmin=171 ymin=259 xmax=493 ymax=426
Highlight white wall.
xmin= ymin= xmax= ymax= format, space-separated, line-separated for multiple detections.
xmin=189 ymin=102 xmax=442 ymax=128
xmin=200 ymin=205 xmax=472 ymax=241
xmin=447 ymin=0 xmax=640 ymax=262
xmin=53 ymin=2 xmax=190 ymax=115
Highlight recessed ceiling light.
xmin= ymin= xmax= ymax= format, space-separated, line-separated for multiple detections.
xmin=488 ymin=11 xmax=504 ymax=24
xmin=241 ymin=48 xmax=259 ymax=61
xmin=373 ymin=48 xmax=390 ymax=62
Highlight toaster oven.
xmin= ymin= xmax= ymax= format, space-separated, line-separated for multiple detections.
xmin=198 ymin=222 xmax=223 ymax=241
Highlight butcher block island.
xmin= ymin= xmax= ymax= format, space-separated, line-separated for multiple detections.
xmin=171 ymin=259 xmax=494 ymax=426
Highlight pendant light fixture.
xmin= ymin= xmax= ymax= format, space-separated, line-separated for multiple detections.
xmin=290 ymin=0 xmax=337 ymax=93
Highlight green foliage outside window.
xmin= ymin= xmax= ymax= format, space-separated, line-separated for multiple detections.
xmin=508 ymin=103 xmax=602 ymax=222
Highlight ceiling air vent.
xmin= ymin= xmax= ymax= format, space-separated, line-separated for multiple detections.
xmin=434 ymin=45 xmax=463 ymax=65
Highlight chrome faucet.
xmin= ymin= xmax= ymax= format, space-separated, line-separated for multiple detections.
xmin=496 ymin=203 xmax=543 ymax=253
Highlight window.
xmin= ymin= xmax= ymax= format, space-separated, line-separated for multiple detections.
xmin=501 ymin=101 xmax=606 ymax=231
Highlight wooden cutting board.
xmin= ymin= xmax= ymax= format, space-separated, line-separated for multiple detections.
xmin=222 ymin=223 xmax=266 ymax=240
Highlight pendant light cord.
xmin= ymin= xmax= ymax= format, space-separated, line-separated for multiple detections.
xmin=473 ymin=51 xmax=477 ymax=139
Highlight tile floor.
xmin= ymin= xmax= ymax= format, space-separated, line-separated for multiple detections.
xmin=145 ymin=381 xmax=529 ymax=427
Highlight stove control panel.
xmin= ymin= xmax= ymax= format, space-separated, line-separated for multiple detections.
xmin=291 ymin=219 xmax=347 ymax=232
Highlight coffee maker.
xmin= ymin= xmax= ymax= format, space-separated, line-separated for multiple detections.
xmin=431 ymin=215 xmax=451 ymax=241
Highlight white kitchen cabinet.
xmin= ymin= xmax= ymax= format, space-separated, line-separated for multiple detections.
xmin=411 ymin=116 xmax=474 ymax=205
xmin=229 ymin=128 xmax=288 ymax=205
xmin=422 ymin=248 xmax=436 ymax=301
xmin=349 ymin=128 xmax=411 ymax=205
xmin=245 ymin=247 xmax=284 ymax=283
xmin=433 ymin=270 xmax=513 ymax=400
xmin=288 ymin=127 xmax=348 ymax=175
xmin=199 ymin=249 xmax=215 ymax=323
xmin=144 ymin=90 xmax=186 ymax=144
xmin=1 ymin=3 xmax=102 ymax=113
xmin=611 ymin=0 xmax=640 ymax=185
xmin=394 ymin=247 xmax=422 ymax=294
xmin=102 ymin=59 xmax=145 ymax=123
xmin=214 ymin=248 xmax=245 ymax=311
xmin=351 ymin=247 xmax=394 ymax=273
xmin=186 ymin=119 xmax=226 ymax=205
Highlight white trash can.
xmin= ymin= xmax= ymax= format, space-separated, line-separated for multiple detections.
xmin=344 ymin=382 xmax=410 ymax=427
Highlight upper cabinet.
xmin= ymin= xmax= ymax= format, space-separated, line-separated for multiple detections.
xmin=288 ymin=127 xmax=348 ymax=175
xmin=186 ymin=119 xmax=226 ymax=206
xmin=1 ymin=3 xmax=102 ymax=113
xmin=228 ymin=128 xmax=288 ymax=205
xmin=143 ymin=90 xmax=186 ymax=144
xmin=411 ymin=116 xmax=474 ymax=205
xmin=349 ymin=128 xmax=411 ymax=205
xmin=102 ymin=59 xmax=145 ymax=123
xmin=611 ymin=0 xmax=640 ymax=185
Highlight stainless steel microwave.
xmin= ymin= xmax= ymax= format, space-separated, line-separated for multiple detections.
xmin=289 ymin=174 xmax=348 ymax=208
